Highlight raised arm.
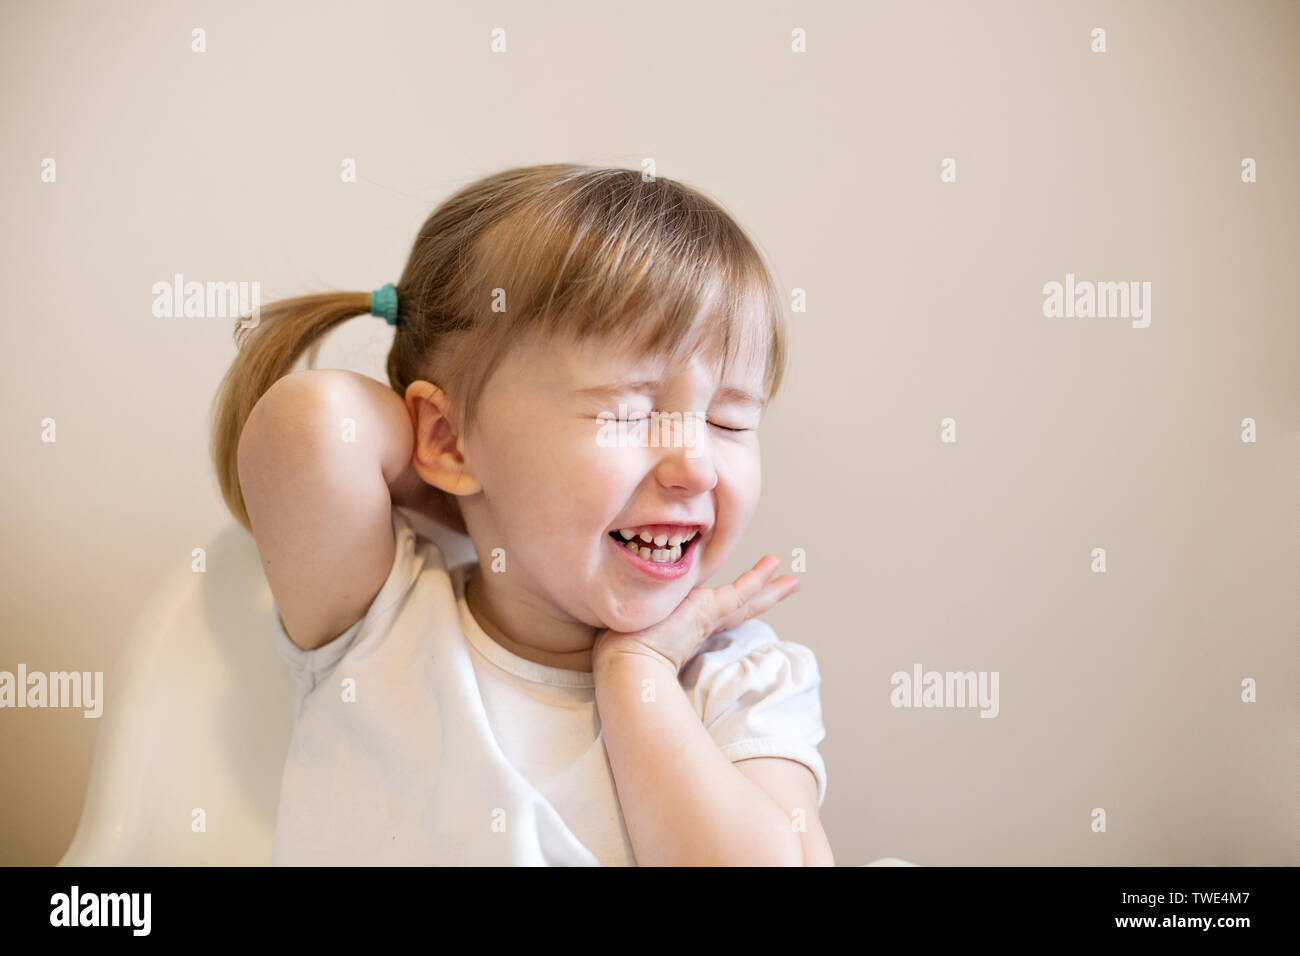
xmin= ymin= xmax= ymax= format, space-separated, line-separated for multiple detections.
xmin=236 ymin=369 xmax=416 ymax=651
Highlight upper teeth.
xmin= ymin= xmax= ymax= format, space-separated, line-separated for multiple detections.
xmin=615 ymin=527 xmax=697 ymax=564
xmin=619 ymin=528 xmax=696 ymax=546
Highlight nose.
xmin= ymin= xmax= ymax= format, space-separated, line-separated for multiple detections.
xmin=653 ymin=413 xmax=717 ymax=493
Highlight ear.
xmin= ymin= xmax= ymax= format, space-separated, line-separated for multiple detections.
xmin=405 ymin=380 xmax=483 ymax=497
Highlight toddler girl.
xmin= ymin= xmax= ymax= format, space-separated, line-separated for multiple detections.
xmin=209 ymin=163 xmax=832 ymax=865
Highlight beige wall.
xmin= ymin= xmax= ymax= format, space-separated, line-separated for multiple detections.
xmin=2 ymin=0 xmax=1296 ymax=865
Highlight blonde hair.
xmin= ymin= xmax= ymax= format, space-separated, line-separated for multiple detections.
xmin=210 ymin=163 xmax=789 ymax=532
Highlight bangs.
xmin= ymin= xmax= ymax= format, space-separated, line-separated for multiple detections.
xmin=555 ymin=262 xmax=776 ymax=401
xmin=465 ymin=169 xmax=786 ymax=405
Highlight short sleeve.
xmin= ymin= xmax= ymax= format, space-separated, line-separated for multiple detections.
xmin=678 ymin=618 xmax=828 ymax=808
xmin=272 ymin=505 xmax=421 ymax=698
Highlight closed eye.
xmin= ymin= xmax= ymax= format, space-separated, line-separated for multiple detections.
xmin=710 ymin=421 xmax=752 ymax=433
xmin=595 ymin=412 xmax=753 ymax=433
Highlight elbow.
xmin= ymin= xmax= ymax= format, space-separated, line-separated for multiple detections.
xmin=802 ymin=837 xmax=836 ymax=867
xmin=771 ymin=825 xmax=810 ymax=867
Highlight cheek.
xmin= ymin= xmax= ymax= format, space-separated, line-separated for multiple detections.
xmin=572 ymin=426 xmax=644 ymax=487
xmin=711 ymin=451 xmax=762 ymax=544
xmin=717 ymin=443 xmax=761 ymax=498
xmin=476 ymin=421 xmax=592 ymax=536
xmin=531 ymin=428 xmax=637 ymax=534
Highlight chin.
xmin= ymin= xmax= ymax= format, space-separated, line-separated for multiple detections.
xmin=599 ymin=599 xmax=679 ymax=635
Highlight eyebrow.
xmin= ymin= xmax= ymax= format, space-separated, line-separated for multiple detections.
xmin=574 ymin=380 xmax=765 ymax=409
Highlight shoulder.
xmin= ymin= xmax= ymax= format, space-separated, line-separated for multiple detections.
xmin=679 ymin=618 xmax=821 ymax=700
xmin=678 ymin=617 xmax=823 ymax=729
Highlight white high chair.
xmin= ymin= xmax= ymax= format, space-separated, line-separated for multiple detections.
xmin=55 ymin=508 xmax=468 ymax=866
xmin=55 ymin=509 xmax=916 ymax=866
xmin=56 ymin=517 xmax=290 ymax=865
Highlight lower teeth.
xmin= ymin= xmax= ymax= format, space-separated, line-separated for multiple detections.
xmin=615 ymin=535 xmax=684 ymax=564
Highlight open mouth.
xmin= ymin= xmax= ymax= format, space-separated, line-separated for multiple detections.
xmin=607 ymin=529 xmax=698 ymax=566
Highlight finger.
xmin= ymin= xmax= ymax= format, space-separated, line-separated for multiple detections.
xmin=713 ymin=573 xmax=800 ymax=633
xmin=701 ymin=557 xmax=791 ymax=633
xmin=706 ymin=555 xmax=780 ymax=623
xmin=678 ymin=556 xmax=785 ymax=645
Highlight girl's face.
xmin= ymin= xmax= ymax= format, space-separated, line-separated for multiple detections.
xmin=454 ymin=328 xmax=768 ymax=650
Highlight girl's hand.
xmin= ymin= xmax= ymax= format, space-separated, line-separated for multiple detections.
xmin=592 ymin=555 xmax=800 ymax=674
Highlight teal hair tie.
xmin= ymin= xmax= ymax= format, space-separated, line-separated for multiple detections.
xmin=370 ymin=283 xmax=398 ymax=326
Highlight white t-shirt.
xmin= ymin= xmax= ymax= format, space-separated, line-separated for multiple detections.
xmin=270 ymin=505 xmax=827 ymax=865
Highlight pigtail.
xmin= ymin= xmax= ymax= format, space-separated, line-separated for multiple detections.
xmin=208 ymin=290 xmax=373 ymax=532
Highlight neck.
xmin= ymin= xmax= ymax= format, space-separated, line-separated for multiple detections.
xmin=463 ymin=564 xmax=597 ymax=673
